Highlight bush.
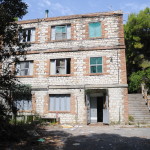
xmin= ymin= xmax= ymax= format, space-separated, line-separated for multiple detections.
xmin=129 ymin=68 xmax=150 ymax=93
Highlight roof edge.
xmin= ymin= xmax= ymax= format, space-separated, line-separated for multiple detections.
xmin=17 ymin=10 xmax=123 ymax=24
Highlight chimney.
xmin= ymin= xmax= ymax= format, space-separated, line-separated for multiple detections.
xmin=45 ymin=10 xmax=49 ymax=18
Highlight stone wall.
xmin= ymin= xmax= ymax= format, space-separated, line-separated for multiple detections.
xmin=16 ymin=11 xmax=128 ymax=124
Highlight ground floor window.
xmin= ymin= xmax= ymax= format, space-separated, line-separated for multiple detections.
xmin=49 ymin=94 xmax=70 ymax=111
xmin=14 ymin=100 xmax=32 ymax=111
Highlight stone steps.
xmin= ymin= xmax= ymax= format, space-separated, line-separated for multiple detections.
xmin=128 ymin=94 xmax=150 ymax=124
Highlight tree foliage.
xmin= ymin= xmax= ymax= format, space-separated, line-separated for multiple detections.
xmin=0 ymin=0 xmax=29 ymax=135
xmin=129 ymin=68 xmax=150 ymax=93
xmin=124 ymin=7 xmax=150 ymax=92
xmin=124 ymin=7 xmax=150 ymax=74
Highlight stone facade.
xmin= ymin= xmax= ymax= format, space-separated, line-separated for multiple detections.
xmin=17 ymin=11 xmax=128 ymax=124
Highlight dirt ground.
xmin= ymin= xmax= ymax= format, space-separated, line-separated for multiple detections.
xmin=1 ymin=125 xmax=150 ymax=150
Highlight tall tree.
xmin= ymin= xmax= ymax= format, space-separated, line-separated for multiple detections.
xmin=124 ymin=7 xmax=150 ymax=74
xmin=0 ymin=0 xmax=28 ymax=132
xmin=124 ymin=7 xmax=150 ymax=92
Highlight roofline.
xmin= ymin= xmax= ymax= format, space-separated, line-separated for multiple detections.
xmin=17 ymin=10 xmax=123 ymax=24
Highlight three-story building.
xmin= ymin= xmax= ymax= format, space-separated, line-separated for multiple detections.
xmin=16 ymin=11 xmax=128 ymax=124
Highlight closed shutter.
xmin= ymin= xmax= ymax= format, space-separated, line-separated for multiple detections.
xmin=61 ymin=96 xmax=65 ymax=111
xmin=16 ymin=63 xmax=21 ymax=76
xmin=29 ymin=62 xmax=33 ymax=75
xmin=55 ymin=95 xmax=60 ymax=111
xmin=28 ymin=100 xmax=32 ymax=110
xmin=19 ymin=32 xmax=23 ymax=42
xmin=31 ymin=29 xmax=35 ymax=42
xmin=67 ymin=25 xmax=71 ymax=39
xmin=24 ymin=100 xmax=28 ymax=110
xmin=89 ymin=22 xmax=101 ymax=37
xmin=50 ymin=96 xmax=55 ymax=111
xmin=50 ymin=60 xmax=56 ymax=75
xmin=20 ymin=62 xmax=26 ymax=76
xmin=66 ymin=95 xmax=70 ymax=111
xmin=49 ymin=94 xmax=70 ymax=111
xmin=51 ymin=27 xmax=55 ymax=40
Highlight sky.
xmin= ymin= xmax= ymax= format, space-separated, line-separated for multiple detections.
xmin=22 ymin=0 xmax=150 ymax=23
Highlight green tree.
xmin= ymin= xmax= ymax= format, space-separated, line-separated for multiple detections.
xmin=124 ymin=7 xmax=150 ymax=74
xmin=129 ymin=68 xmax=150 ymax=93
xmin=124 ymin=7 xmax=150 ymax=92
xmin=0 ymin=0 xmax=29 ymax=137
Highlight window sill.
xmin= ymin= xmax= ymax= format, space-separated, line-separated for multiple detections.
xmin=49 ymin=74 xmax=71 ymax=77
xmin=88 ymin=37 xmax=103 ymax=40
xmin=20 ymin=41 xmax=36 ymax=44
xmin=86 ymin=73 xmax=109 ymax=76
xmin=18 ymin=110 xmax=33 ymax=113
xmin=16 ymin=75 xmax=33 ymax=78
xmin=49 ymin=39 xmax=72 ymax=43
xmin=48 ymin=111 xmax=70 ymax=113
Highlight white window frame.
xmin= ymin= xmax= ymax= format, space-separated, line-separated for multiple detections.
xmin=16 ymin=61 xmax=33 ymax=76
xmin=50 ymin=58 xmax=70 ymax=75
xmin=19 ymin=28 xmax=35 ymax=42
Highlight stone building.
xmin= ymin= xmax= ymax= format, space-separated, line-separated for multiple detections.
xmin=16 ymin=11 xmax=128 ymax=124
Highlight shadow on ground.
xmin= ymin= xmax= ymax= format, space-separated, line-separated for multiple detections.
xmin=2 ymin=128 xmax=150 ymax=150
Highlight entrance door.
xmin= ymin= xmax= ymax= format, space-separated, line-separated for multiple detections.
xmin=90 ymin=97 xmax=97 ymax=123
xmin=97 ymin=97 xmax=103 ymax=122
xmin=86 ymin=94 xmax=109 ymax=124
xmin=86 ymin=94 xmax=91 ymax=124
xmin=103 ymin=96 xmax=109 ymax=124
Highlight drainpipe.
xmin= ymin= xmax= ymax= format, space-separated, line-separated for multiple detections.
xmin=117 ymin=50 xmax=120 ymax=84
xmin=76 ymin=96 xmax=78 ymax=124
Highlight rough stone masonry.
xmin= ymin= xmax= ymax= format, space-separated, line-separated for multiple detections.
xmin=16 ymin=10 xmax=128 ymax=124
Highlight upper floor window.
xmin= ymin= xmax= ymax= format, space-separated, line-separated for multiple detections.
xmin=50 ymin=58 xmax=70 ymax=75
xmin=89 ymin=22 xmax=101 ymax=38
xmin=90 ymin=57 xmax=102 ymax=73
xmin=51 ymin=25 xmax=71 ymax=41
xmin=16 ymin=61 xmax=33 ymax=76
xmin=19 ymin=28 xmax=35 ymax=42
xmin=49 ymin=94 xmax=70 ymax=111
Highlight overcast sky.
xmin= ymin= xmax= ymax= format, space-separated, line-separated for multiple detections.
xmin=22 ymin=0 xmax=150 ymax=22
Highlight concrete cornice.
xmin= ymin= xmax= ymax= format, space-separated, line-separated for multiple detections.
xmin=31 ymin=84 xmax=128 ymax=91
xmin=17 ymin=10 xmax=123 ymax=24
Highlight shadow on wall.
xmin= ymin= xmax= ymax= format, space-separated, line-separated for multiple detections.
xmin=3 ymin=128 xmax=150 ymax=150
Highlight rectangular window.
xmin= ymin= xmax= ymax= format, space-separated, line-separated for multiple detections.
xmin=50 ymin=58 xmax=70 ymax=75
xmin=90 ymin=57 xmax=102 ymax=73
xmin=19 ymin=28 xmax=35 ymax=42
xmin=51 ymin=25 xmax=71 ymax=40
xmin=89 ymin=22 xmax=101 ymax=38
xmin=16 ymin=61 xmax=33 ymax=76
xmin=49 ymin=94 xmax=70 ymax=111
xmin=14 ymin=100 xmax=32 ymax=111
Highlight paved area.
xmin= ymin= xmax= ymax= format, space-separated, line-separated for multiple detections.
xmin=4 ymin=125 xmax=150 ymax=150
xmin=37 ymin=125 xmax=150 ymax=150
